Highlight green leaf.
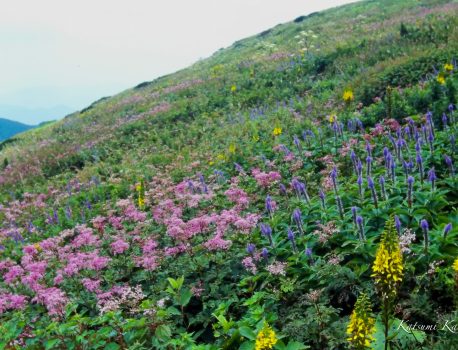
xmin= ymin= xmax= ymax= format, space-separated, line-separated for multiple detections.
xmin=45 ymin=339 xmax=61 ymax=350
xmin=239 ymin=326 xmax=256 ymax=340
xmin=155 ymin=324 xmax=172 ymax=342
xmin=285 ymin=341 xmax=310 ymax=350
xmin=179 ymin=288 xmax=193 ymax=306
xmin=239 ymin=340 xmax=255 ymax=350
xmin=104 ymin=343 xmax=120 ymax=350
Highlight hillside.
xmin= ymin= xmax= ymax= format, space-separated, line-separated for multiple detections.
xmin=0 ymin=118 xmax=34 ymax=142
xmin=0 ymin=0 xmax=457 ymax=349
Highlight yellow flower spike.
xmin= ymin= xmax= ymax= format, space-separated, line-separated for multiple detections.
xmin=329 ymin=115 xmax=337 ymax=123
xmin=343 ymin=89 xmax=354 ymax=103
xmin=444 ymin=63 xmax=454 ymax=72
xmin=453 ymin=258 xmax=458 ymax=273
xmin=255 ymin=323 xmax=278 ymax=350
xmin=228 ymin=144 xmax=236 ymax=154
xmin=347 ymin=293 xmax=375 ymax=349
xmin=437 ymin=73 xmax=446 ymax=85
xmin=230 ymin=85 xmax=237 ymax=92
xmin=273 ymin=127 xmax=282 ymax=136
xmin=371 ymin=217 xmax=404 ymax=298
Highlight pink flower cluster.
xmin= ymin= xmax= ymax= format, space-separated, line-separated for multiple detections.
xmin=252 ymin=168 xmax=282 ymax=187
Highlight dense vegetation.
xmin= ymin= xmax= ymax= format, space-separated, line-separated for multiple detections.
xmin=0 ymin=0 xmax=457 ymax=349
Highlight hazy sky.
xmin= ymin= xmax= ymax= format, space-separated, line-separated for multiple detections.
xmin=0 ymin=0 xmax=355 ymax=124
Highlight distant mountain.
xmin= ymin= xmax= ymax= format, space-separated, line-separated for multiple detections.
xmin=0 ymin=118 xmax=35 ymax=141
xmin=0 ymin=104 xmax=73 ymax=125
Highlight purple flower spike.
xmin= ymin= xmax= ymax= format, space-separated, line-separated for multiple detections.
xmin=427 ymin=168 xmax=437 ymax=191
xmin=443 ymin=223 xmax=452 ymax=238
xmin=394 ymin=215 xmax=401 ymax=235
xmin=420 ymin=219 xmax=429 ymax=253
xmin=247 ymin=243 xmax=256 ymax=255
xmin=356 ymin=215 xmax=365 ymax=241
xmin=261 ymin=247 xmax=269 ymax=261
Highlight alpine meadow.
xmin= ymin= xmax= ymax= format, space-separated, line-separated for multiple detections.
xmin=1 ymin=0 xmax=458 ymax=349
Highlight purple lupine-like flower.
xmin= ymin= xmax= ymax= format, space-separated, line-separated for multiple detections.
xmin=416 ymin=153 xmax=424 ymax=183
xmin=366 ymin=156 xmax=372 ymax=177
xmin=394 ymin=215 xmax=401 ymax=235
xmin=261 ymin=247 xmax=269 ymax=261
xmin=365 ymin=141 xmax=372 ymax=156
xmin=287 ymin=227 xmax=298 ymax=253
xmin=443 ymin=223 xmax=452 ymax=238
xmin=367 ymin=177 xmax=378 ymax=208
xmin=351 ymin=206 xmax=357 ymax=226
xmin=356 ymin=159 xmax=363 ymax=176
xmin=404 ymin=126 xmax=411 ymax=139
xmin=357 ymin=175 xmax=363 ymax=198
xmin=444 ymin=155 xmax=455 ymax=176
xmin=420 ymin=219 xmax=429 ymax=253
xmin=319 ymin=189 xmax=326 ymax=209
xmin=247 ymin=243 xmax=256 ymax=255
xmin=427 ymin=168 xmax=437 ymax=191
xmin=356 ymin=215 xmax=365 ymax=241
xmin=65 ymin=206 xmax=72 ymax=220
xmin=300 ymin=181 xmax=311 ymax=204
xmin=407 ymin=176 xmax=414 ymax=208
xmin=292 ymin=208 xmax=304 ymax=235
xmin=449 ymin=103 xmax=455 ymax=112
xmin=234 ymin=163 xmax=244 ymax=173
xmin=336 ymin=195 xmax=344 ymax=219
xmin=265 ymin=195 xmax=274 ymax=217
xmin=279 ymin=183 xmax=287 ymax=196
xmin=260 ymin=223 xmax=273 ymax=247
xmin=390 ymin=160 xmax=396 ymax=182
xmin=293 ymin=135 xmax=301 ymax=152
xmin=442 ymin=113 xmax=448 ymax=128
xmin=330 ymin=167 xmax=338 ymax=193
xmin=379 ymin=176 xmax=387 ymax=201
xmin=305 ymin=247 xmax=313 ymax=258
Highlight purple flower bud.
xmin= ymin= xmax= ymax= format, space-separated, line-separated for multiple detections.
xmin=407 ymin=176 xmax=414 ymax=186
xmin=442 ymin=113 xmax=448 ymax=127
xmin=350 ymin=150 xmax=356 ymax=163
xmin=265 ymin=195 xmax=274 ymax=215
xmin=356 ymin=215 xmax=363 ymax=225
xmin=394 ymin=215 xmax=401 ymax=235
xmin=365 ymin=141 xmax=372 ymax=155
xmin=305 ymin=247 xmax=312 ymax=258
xmin=443 ymin=223 xmax=452 ymax=238
xmin=247 ymin=243 xmax=256 ymax=255
xmin=351 ymin=206 xmax=357 ymax=225
xmin=319 ymin=188 xmax=326 ymax=209
xmin=420 ymin=219 xmax=429 ymax=231
xmin=279 ymin=183 xmax=287 ymax=196
xmin=449 ymin=103 xmax=455 ymax=112
xmin=427 ymin=169 xmax=437 ymax=182
xmin=260 ymin=223 xmax=272 ymax=237
xmin=383 ymin=147 xmax=390 ymax=158
xmin=367 ymin=177 xmax=375 ymax=189
xmin=292 ymin=208 xmax=302 ymax=226
xmin=234 ymin=163 xmax=244 ymax=173
xmin=262 ymin=247 xmax=269 ymax=260
xmin=287 ymin=227 xmax=295 ymax=241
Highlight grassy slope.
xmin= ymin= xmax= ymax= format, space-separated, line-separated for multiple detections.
xmin=0 ymin=0 xmax=457 ymax=349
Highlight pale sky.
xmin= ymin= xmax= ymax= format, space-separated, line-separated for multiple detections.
xmin=0 ymin=0 xmax=355 ymax=124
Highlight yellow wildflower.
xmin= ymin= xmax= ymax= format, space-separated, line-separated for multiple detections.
xmin=136 ymin=181 xmax=145 ymax=210
xmin=228 ymin=144 xmax=236 ymax=154
xmin=273 ymin=127 xmax=282 ymax=136
xmin=255 ymin=323 xmax=278 ymax=350
xmin=371 ymin=217 xmax=404 ymax=298
xmin=453 ymin=258 xmax=458 ymax=273
xmin=343 ymin=89 xmax=354 ymax=103
xmin=347 ymin=293 xmax=375 ymax=349
xmin=252 ymin=134 xmax=260 ymax=142
xmin=217 ymin=154 xmax=226 ymax=161
xmin=34 ymin=243 xmax=42 ymax=252
xmin=231 ymin=85 xmax=237 ymax=92
xmin=437 ymin=73 xmax=446 ymax=85
xmin=209 ymin=160 xmax=215 ymax=166
xmin=329 ymin=115 xmax=337 ymax=123
xmin=444 ymin=63 xmax=454 ymax=72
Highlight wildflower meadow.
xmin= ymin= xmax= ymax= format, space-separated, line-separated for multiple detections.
xmin=0 ymin=0 xmax=458 ymax=349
